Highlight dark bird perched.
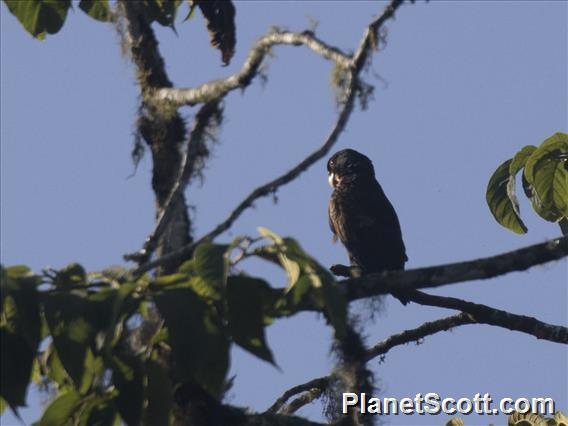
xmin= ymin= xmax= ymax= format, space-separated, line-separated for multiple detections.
xmin=327 ymin=149 xmax=409 ymax=303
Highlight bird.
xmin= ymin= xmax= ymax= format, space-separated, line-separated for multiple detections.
xmin=327 ymin=148 xmax=409 ymax=304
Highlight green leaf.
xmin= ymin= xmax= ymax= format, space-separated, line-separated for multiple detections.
xmin=193 ymin=242 xmax=229 ymax=290
xmin=78 ymin=0 xmax=113 ymax=22
xmin=503 ymin=145 xmax=538 ymax=230
xmin=44 ymin=343 xmax=69 ymax=387
xmin=227 ymin=276 xmax=276 ymax=365
xmin=43 ymin=293 xmax=97 ymax=391
xmin=3 ymin=0 xmax=72 ymax=40
xmin=145 ymin=359 xmax=173 ymax=426
xmin=111 ymin=355 xmax=144 ymax=426
xmin=155 ymin=287 xmax=229 ymax=396
xmin=257 ymin=228 xmax=300 ymax=288
xmin=0 ymin=397 xmax=6 ymax=415
xmin=523 ymin=134 xmax=568 ymax=217
xmin=486 ymin=159 xmax=528 ymax=234
xmin=39 ymin=390 xmax=81 ymax=426
xmin=509 ymin=145 xmax=538 ymax=176
xmin=521 ymin=174 xmax=562 ymax=222
xmin=509 ymin=411 xmax=548 ymax=426
xmin=0 ymin=329 xmax=35 ymax=409
xmin=257 ymin=228 xmax=347 ymax=338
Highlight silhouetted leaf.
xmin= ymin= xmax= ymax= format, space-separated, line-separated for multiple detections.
xmin=3 ymin=0 xmax=72 ymax=40
xmin=84 ymin=400 xmax=119 ymax=426
xmin=486 ymin=159 xmax=528 ymax=234
xmin=111 ymin=355 xmax=144 ymax=426
xmin=0 ymin=268 xmax=42 ymax=409
xmin=145 ymin=359 xmax=173 ymax=426
xmin=559 ymin=217 xmax=568 ymax=236
xmin=3 ymin=267 xmax=41 ymax=351
xmin=53 ymin=263 xmax=87 ymax=288
xmin=227 ymin=276 xmax=276 ymax=364
xmin=43 ymin=293 xmax=96 ymax=391
xmin=78 ymin=0 xmax=113 ymax=22
xmin=39 ymin=390 xmax=81 ymax=426
xmin=155 ymin=287 xmax=229 ymax=396
xmin=145 ymin=0 xmax=183 ymax=29
xmin=0 ymin=329 xmax=35 ymax=409
xmin=195 ymin=0 xmax=236 ymax=65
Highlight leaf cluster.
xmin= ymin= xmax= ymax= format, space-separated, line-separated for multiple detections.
xmin=446 ymin=410 xmax=567 ymax=426
xmin=3 ymin=0 xmax=236 ymax=65
xmin=0 ymin=228 xmax=347 ymax=425
xmin=486 ymin=132 xmax=568 ymax=235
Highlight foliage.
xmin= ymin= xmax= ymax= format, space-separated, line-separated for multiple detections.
xmin=443 ymin=411 xmax=568 ymax=426
xmin=486 ymin=132 xmax=568 ymax=235
xmin=0 ymin=229 xmax=347 ymax=424
xmin=2 ymin=0 xmax=236 ymax=64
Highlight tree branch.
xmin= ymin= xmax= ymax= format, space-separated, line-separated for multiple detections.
xmin=152 ymin=30 xmax=351 ymax=107
xmin=266 ymin=377 xmax=330 ymax=415
xmin=364 ymin=312 xmax=474 ymax=361
xmin=267 ymin=313 xmax=472 ymax=415
xmin=340 ymin=236 xmax=568 ymax=300
xmin=132 ymin=0 xmax=407 ymax=276
xmin=268 ymin=300 xmax=566 ymax=416
xmin=407 ymin=290 xmax=568 ymax=344
xmin=119 ymin=0 xmax=192 ymax=273
xmin=124 ymin=102 xmax=222 ymax=264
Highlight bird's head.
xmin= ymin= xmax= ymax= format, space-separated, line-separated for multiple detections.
xmin=327 ymin=149 xmax=375 ymax=189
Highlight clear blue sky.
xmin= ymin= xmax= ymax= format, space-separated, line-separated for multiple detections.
xmin=1 ymin=1 xmax=566 ymax=425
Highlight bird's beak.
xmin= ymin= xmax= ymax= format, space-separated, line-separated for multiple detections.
xmin=328 ymin=173 xmax=341 ymax=188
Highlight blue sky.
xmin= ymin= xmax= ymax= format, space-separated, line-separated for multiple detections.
xmin=1 ymin=1 xmax=566 ymax=425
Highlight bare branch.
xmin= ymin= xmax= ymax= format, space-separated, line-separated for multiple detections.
xmin=267 ymin=313 xmax=471 ymax=415
xmin=407 ymin=290 xmax=568 ymax=344
xmin=132 ymin=0 xmax=407 ymax=276
xmin=266 ymin=377 xmax=330 ymax=415
xmin=364 ymin=312 xmax=474 ymax=361
xmin=268 ymin=301 xmax=566 ymax=416
xmin=152 ymin=30 xmax=351 ymax=107
xmin=340 ymin=237 xmax=568 ymax=300
xmin=280 ymin=388 xmax=324 ymax=415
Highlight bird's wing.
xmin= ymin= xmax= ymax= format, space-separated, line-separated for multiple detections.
xmin=331 ymin=181 xmax=407 ymax=272
xmin=328 ymin=198 xmax=339 ymax=242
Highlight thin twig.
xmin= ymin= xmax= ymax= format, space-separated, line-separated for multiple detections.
xmin=364 ymin=312 xmax=474 ymax=361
